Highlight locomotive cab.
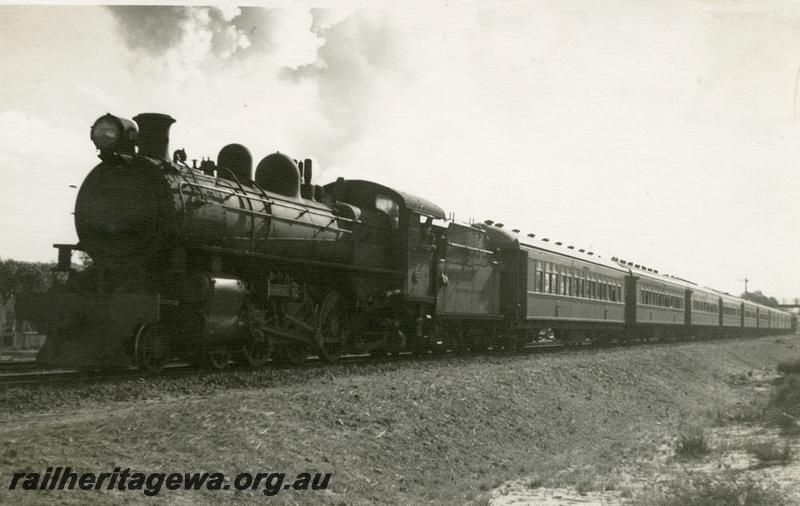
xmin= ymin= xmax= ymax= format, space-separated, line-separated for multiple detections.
xmin=323 ymin=179 xmax=445 ymax=301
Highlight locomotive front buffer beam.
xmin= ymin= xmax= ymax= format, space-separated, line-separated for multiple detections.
xmin=15 ymin=292 xmax=161 ymax=370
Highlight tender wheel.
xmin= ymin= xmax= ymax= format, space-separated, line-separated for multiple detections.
xmin=135 ymin=323 xmax=171 ymax=374
xmin=316 ymin=290 xmax=350 ymax=363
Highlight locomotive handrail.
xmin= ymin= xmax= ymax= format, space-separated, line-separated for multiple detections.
xmin=174 ymin=171 xmax=194 ymax=231
xmin=219 ymin=204 xmax=353 ymax=235
xmin=175 ymin=181 xmax=352 ymax=235
xmin=447 ymin=242 xmax=494 ymax=255
xmin=172 ymin=164 xmax=202 ymax=231
xmin=216 ymin=166 xmax=258 ymax=252
xmin=177 ymin=181 xmax=361 ymax=224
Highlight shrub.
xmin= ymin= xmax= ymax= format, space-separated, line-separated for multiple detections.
xmin=650 ymin=473 xmax=785 ymax=506
xmin=763 ymin=408 xmax=800 ymax=435
xmin=526 ymin=477 xmax=542 ymax=489
xmin=746 ymin=441 xmax=793 ymax=467
xmin=674 ymin=429 xmax=711 ymax=458
xmin=726 ymin=371 xmax=751 ymax=386
xmin=766 ymin=374 xmax=800 ymax=433
xmin=776 ymin=360 xmax=800 ymax=376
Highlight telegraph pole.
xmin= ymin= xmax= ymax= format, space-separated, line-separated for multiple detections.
xmin=739 ymin=277 xmax=749 ymax=294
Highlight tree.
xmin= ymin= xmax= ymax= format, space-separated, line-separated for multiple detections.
xmin=0 ymin=258 xmax=55 ymax=302
xmin=740 ymin=290 xmax=779 ymax=308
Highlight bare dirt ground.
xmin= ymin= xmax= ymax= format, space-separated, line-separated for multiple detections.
xmin=1 ymin=335 xmax=799 ymax=505
xmin=491 ymin=405 xmax=800 ymax=505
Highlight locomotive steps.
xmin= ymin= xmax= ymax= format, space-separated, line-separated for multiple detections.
xmin=1 ymin=334 xmax=799 ymax=504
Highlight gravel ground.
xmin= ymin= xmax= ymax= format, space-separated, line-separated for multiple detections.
xmin=0 ymin=334 xmax=798 ymax=505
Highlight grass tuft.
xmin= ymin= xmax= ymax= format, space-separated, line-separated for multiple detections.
xmin=766 ymin=374 xmax=800 ymax=434
xmin=574 ymin=477 xmax=595 ymax=495
xmin=648 ymin=473 xmax=785 ymax=506
xmin=709 ymin=403 xmax=763 ymax=427
xmin=776 ymin=359 xmax=800 ymax=376
xmin=726 ymin=371 xmax=752 ymax=386
xmin=526 ymin=477 xmax=542 ymax=489
xmin=674 ymin=428 xmax=711 ymax=458
xmin=746 ymin=440 xmax=793 ymax=467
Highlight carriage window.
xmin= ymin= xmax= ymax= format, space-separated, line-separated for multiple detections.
xmin=375 ymin=194 xmax=400 ymax=229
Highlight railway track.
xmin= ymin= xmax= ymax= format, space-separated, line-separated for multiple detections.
xmin=0 ymin=369 xmax=85 ymax=388
xmin=0 ymin=335 xmax=792 ymax=389
xmin=0 ymin=360 xmax=42 ymax=374
xmin=0 ymin=341 xmax=732 ymax=388
xmin=0 ymin=344 xmax=565 ymax=388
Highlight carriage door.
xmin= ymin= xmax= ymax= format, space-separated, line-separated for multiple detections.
xmin=404 ymin=212 xmax=436 ymax=300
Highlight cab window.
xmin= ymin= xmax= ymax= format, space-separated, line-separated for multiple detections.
xmin=375 ymin=194 xmax=400 ymax=229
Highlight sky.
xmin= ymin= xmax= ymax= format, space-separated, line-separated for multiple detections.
xmin=1 ymin=2 xmax=799 ymax=300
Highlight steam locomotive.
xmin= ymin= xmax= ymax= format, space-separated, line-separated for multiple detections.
xmin=16 ymin=112 xmax=796 ymax=372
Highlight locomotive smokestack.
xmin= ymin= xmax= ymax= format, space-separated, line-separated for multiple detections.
xmin=300 ymin=158 xmax=314 ymax=199
xmin=303 ymin=159 xmax=312 ymax=185
xmin=133 ymin=113 xmax=175 ymax=161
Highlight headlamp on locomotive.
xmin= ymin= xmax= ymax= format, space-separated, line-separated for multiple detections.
xmin=90 ymin=113 xmax=138 ymax=154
